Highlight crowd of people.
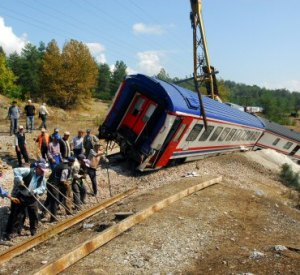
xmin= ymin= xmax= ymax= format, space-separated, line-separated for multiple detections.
xmin=1 ymin=100 xmax=105 ymax=241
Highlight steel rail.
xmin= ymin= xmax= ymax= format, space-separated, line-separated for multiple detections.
xmin=0 ymin=188 xmax=137 ymax=265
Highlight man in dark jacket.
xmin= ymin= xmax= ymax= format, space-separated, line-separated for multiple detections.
xmin=60 ymin=131 xmax=71 ymax=159
xmin=24 ymin=99 xmax=36 ymax=133
xmin=15 ymin=125 xmax=29 ymax=167
xmin=4 ymin=162 xmax=46 ymax=239
xmin=46 ymin=157 xmax=75 ymax=221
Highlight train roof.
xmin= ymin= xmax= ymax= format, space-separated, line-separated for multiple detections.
xmin=258 ymin=117 xmax=300 ymax=142
xmin=127 ymin=74 xmax=265 ymax=129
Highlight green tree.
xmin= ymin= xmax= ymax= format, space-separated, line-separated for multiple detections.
xmin=110 ymin=60 xmax=127 ymax=98
xmin=156 ymin=68 xmax=172 ymax=82
xmin=0 ymin=49 xmax=19 ymax=97
xmin=18 ymin=43 xmax=43 ymax=99
xmin=96 ymin=63 xmax=111 ymax=100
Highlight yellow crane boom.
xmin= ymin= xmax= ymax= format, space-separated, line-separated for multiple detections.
xmin=190 ymin=0 xmax=221 ymax=102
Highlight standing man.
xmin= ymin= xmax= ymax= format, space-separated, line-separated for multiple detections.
xmin=46 ymin=157 xmax=75 ymax=221
xmin=24 ymin=99 xmax=36 ymax=133
xmin=60 ymin=131 xmax=71 ymax=159
xmin=72 ymin=154 xmax=88 ymax=210
xmin=71 ymin=130 xmax=84 ymax=158
xmin=4 ymin=162 xmax=47 ymax=239
xmin=38 ymin=103 xmax=49 ymax=130
xmin=83 ymin=129 xmax=99 ymax=157
xmin=8 ymin=100 xmax=20 ymax=135
xmin=48 ymin=133 xmax=62 ymax=171
xmin=87 ymin=142 xmax=104 ymax=196
xmin=34 ymin=128 xmax=50 ymax=160
xmin=15 ymin=125 xmax=29 ymax=167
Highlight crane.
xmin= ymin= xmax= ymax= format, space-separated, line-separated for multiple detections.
xmin=190 ymin=0 xmax=221 ymax=128
xmin=190 ymin=0 xmax=220 ymax=101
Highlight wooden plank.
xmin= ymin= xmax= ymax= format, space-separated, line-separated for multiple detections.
xmin=36 ymin=176 xmax=222 ymax=275
xmin=0 ymin=188 xmax=137 ymax=265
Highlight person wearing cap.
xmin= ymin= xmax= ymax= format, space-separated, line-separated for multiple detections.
xmin=38 ymin=103 xmax=49 ymax=130
xmin=50 ymin=128 xmax=60 ymax=142
xmin=15 ymin=125 xmax=29 ymax=167
xmin=83 ymin=129 xmax=99 ymax=157
xmin=8 ymin=100 xmax=20 ymax=135
xmin=71 ymin=130 xmax=84 ymax=158
xmin=24 ymin=99 xmax=36 ymax=133
xmin=45 ymin=156 xmax=75 ymax=221
xmin=34 ymin=128 xmax=50 ymax=160
xmin=47 ymin=133 xmax=62 ymax=171
xmin=71 ymin=154 xmax=88 ymax=209
xmin=4 ymin=162 xmax=47 ymax=239
xmin=60 ymin=131 xmax=71 ymax=158
xmin=87 ymin=142 xmax=104 ymax=196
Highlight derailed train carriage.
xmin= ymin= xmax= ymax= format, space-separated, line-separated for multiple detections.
xmin=99 ymin=74 xmax=300 ymax=171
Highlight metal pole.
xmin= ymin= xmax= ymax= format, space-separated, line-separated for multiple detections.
xmin=22 ymin=185 xmax=58 ymax=221
xmin=47 ymin=181 xmax=81 ymax=209
xmin=105 ymin=141 xmax=112 ymax=197
xmin=45 ymin=187 xmax=73 ymax=214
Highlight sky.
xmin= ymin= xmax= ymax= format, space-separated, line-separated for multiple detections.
xmin=0 ymin=0 xmax=299 ymax=92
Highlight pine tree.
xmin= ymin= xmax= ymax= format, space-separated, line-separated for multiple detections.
xmin=96 ymin=63 xmax=111 ymax=100
xmin=110 ymin=60 xmax=127 ymax=98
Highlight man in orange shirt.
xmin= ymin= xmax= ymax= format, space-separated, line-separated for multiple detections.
xmin=34 ymin=128 xmax=50 ymax=160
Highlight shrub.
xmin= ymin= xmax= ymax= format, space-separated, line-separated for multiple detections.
xmin=280 ymin=163 xmax=300 ymax=191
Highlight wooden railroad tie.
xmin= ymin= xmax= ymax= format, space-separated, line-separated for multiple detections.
xmin=36 ymin=176 xmax=222 ymax=275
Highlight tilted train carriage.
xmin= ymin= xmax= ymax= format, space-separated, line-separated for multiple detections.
xmin=99 ymin=74 xmax=300 ymax=171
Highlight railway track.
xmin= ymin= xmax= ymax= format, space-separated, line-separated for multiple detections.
xmin=0 ymin=176 xmax=221 ymax=274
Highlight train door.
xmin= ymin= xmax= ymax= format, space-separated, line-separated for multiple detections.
xmin=154 ymin=117 xmax=190 ymax=168
xmin=289 ymin=145 xmax=300 ymax=156
xmin=119 ymin=94 xmax=157 ymax=141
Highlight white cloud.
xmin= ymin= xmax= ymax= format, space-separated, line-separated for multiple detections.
xmin=126 ymin=66 xmax=137 ymax=75
xmin=136 ymin=51 xmax=164 ymax=75
xmin=262 ymin=80 xmax=300 ymax=92
xmin=133 ymin=23 xmax=164 ymax=35
xmin=0 ymin=17 xmax=28 ymax=55
xmin=86 ymin=42 xmax=106 ymax=63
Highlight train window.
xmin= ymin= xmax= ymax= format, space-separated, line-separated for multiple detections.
xmin=173 ymin=124 xmax=187 ymax=142
xmin=241 ymin=130 xmax=248 ymax=141
xmin=218 ymin=127 xmax=231 ymax=141
xmin=248 ymin=131 xmax=255 ymax=141
xmin=209 ymin=126 xmax=224 ymax=141
xmin=272 ymin=138 xmax=280 ymax=146
xmin=132 ymin=97 xmax=145 ymax=116
xmin=245 ymin=131 xmax=251 ymax=141
xmin=186 ymin=123 xmax=204 ymax=142
xmin=142 ymin=104 xmax=156 ymax=123
xmin=283 ymin=142 xmax=293 ymax=150
xmin=199 ymin=125 xmax=214 ymax=141
xmin=232 ymin=129 xmax=242 ymax=141
xmin=225 ymin=129 xmax=237 ymax=141
xmin=251 ymin=132 xmax=258 ymax=141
